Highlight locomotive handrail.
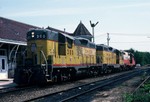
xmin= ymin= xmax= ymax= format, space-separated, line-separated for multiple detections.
xmin=13 ymin=45 xmax=20 ymax=65
xmin=40 ymin=50 xmax=48 ymax=76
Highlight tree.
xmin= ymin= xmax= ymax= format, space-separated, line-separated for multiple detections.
xmin=127 ymin=48 xmax=150 ymax=66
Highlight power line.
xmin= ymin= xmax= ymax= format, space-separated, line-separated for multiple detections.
xmin=96 ymin=33 xmax=150 ymax=37
xmin=95 ymin=32 xmax=150 ymax=45
xmin=107 ymin=33 xmax=150 ymax=36
xmin=111 ymin=41 xmax=150 ymax=43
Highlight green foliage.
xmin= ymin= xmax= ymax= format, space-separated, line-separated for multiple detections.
xmin=123 ymin=80 xmax=150 ymax=102
xmin=143 ymin=84 xmax=150 ymax=92
xmin=127 ymin=48 xmax=150 ymax=66
xmin=123 ymin=93 xmax=133 ymax=102
xmin=133 ymin=93 xmax=150 ymax=102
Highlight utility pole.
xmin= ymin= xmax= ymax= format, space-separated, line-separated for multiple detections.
xmin=90 ymin=21 xmax=99 ymax=43
xmin=107 ymin=33 xmax=110 ymax=46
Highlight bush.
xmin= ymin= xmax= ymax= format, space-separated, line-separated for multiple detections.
xmin=123 ymin=80 xmax=150 ymax=102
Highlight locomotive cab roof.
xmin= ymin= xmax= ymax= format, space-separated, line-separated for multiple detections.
xmin=27 ymin=28 xmax=74 ymax=41
xmin=59 ymin=32 xmax=74 ymax=40
xmin=96 ymin=44 xmax=112 ymax=51
xmin=27 ymin=28 xmax=95 ymax=48
xmin=75 ymin=37 xmax=96 ymax=48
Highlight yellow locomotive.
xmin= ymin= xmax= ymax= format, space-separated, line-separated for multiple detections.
xmin=14 ymin=22 xmax=135 ymax=85
xmin=96 ymin=44 xmax=124 ymax=73
xmin=14 ymin=28 xmax=97 ymax=85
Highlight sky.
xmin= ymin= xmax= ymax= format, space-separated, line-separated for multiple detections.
xmin=1 ymin=0 xmax=150 ymax=52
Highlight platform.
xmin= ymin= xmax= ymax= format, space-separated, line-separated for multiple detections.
xmin=0 ymin=79 xmax=16 ymax=89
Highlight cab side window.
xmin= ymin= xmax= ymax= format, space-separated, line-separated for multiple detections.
xmin=67 ymin=38 xmax=73 ymax=48
xmin=58 ymin=33 xmax=66 ymax=55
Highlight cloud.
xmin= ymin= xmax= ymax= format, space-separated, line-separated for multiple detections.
xmin=3 ymin=1 xmax=150 ymax=18
xmin=3 ymin=7 xmax=95 ymax=17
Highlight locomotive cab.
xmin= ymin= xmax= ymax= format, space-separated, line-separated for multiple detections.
xmin=14 ymin=28 xmax=78 ymax=85
xmin=123 ymin=51 xmax=136 ymax=69
xmin=14 ymin=29 xmax=56 ymax=85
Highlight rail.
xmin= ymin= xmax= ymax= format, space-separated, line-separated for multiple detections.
xmin=25 ymin=69 xmax=142 ymax=102
xmin=132 ymin=76 xmax=150 ymax=94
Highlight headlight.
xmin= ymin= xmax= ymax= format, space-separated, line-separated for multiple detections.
xmin=31 ymin=32 xmax=35 ymax=38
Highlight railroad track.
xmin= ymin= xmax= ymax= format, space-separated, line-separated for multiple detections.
xmin=132 ymin=76 xmax=150 ymax=94
xmin=25 ymin=69 xmax=146 ymax=102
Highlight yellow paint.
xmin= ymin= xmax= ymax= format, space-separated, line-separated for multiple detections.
xmin=27 ymin=39 xmax=96 ymax=66
xmin=96 ymin=50 xmax=117 ymax=64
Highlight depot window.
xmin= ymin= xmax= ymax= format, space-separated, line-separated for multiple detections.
xmin=2 ymin=59 xmax=5 ymax=70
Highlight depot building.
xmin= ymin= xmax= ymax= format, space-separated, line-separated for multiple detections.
xmin=0 ymin=17 xmax=38 ymax=79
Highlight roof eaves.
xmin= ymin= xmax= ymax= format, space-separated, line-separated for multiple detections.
xmin=0 ymin=38 xmax=27 ymax=46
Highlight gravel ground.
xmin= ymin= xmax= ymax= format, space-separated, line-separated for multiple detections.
xmin=92 ymin=77 xmax=142 ymax=102
xmin=0 ymin=70 xmax=136 ymax=102
xmin=69 ymin=76 xmax=143 ymax=102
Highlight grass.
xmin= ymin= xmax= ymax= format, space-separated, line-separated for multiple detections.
xmin=123 ymin=76 xmax=150 ymax=102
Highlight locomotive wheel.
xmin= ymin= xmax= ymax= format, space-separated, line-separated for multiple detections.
xmin=55 ymin=70 xmax=62 ymax=83
xmin=102 ymin=67 xmax=108 ymax=74
xmin=57 ymin=73 xmax=62 ymax=82
xmin=36 ymin=69 xmax=47 ymax=85
xmin=69 ymin=70 xmax=76 ymax=81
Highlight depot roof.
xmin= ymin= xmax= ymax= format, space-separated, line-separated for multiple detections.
xmin=0 ymin=17 xmax=38 ymax=45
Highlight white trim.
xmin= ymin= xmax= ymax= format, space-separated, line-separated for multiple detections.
xmin=9 ymin=45 xmax=17 ymax=60
xmin=13 ymin=45 xmax=19 ymax=67
xmin=0 ymin=56 xmax=8 ymax=79
xmin=0 ymin=38 xmax=27 ymax=46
